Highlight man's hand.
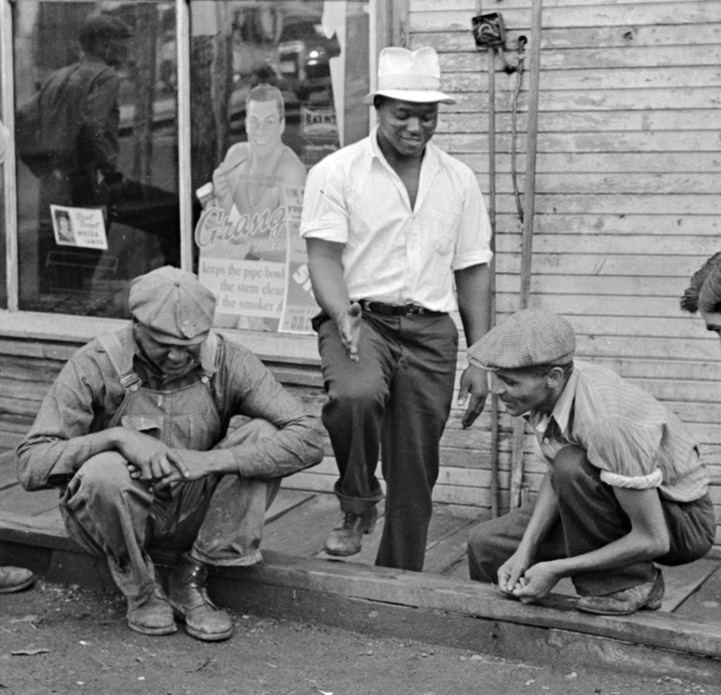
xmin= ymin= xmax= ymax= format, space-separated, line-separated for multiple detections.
xmin=509 ymin=562 xmax=560 ymax=604
xmin=154 ymin=449 xmax=216 ymax=485
xmin=336 ymin=301 xmax=362 ymax=361
xmin=497 ymin=549 xmax=531 ymax=597
xmin=113 ymin=428 xmax=188 ymax=485
xmin=457 ymin=364 xmax=489 ymax=429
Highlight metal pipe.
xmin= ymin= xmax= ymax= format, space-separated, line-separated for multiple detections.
xmin=519 ymin=0 xmax=543 ymax=308
xmin=487 ymin=46 xmax=499 ymax=518
xmin=510 ymin=0 xmax=544 ymax=510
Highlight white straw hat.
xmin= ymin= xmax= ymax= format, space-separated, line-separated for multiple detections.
xmin=363 ymin=47 xmax=455 ymax=105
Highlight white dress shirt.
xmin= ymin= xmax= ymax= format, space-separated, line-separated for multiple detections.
xmin=299 ymin=127 xmax=493 ymax=313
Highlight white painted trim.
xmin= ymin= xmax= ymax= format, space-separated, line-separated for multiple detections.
xmin=1 ymin=0 xmax=18 ymax=311
xmin=176 ymin=0 xmax=193 ymax=272
xmin=0 ymin=309 xmax=320 ymax=363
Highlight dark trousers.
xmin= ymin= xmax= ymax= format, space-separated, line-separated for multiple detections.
xmin=317 ymin=311 xmax=458 ymax=571
xmin=60 ymin=420 xmax=280 ymax=600
xmin=468 ymin=445 xmax=716 ymax=596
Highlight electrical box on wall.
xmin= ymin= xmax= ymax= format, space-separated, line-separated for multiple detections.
xmin=471 ymin=12 xmax=507 ymax=49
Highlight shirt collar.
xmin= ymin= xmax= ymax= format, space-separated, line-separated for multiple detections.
xmin=525 ymin=366 xmax=579 ymax=439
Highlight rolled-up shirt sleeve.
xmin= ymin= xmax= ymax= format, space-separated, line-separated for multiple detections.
xmin=587 ymin=417 xmax=665 ymax=490
xmin=451 ymin=167 xmax=493 ymax=272
xmin=299 ymin=157 xmax=349 ymax=243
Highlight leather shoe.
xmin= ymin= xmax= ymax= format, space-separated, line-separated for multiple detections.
xmin=167 ymin=555 xmax=233 ymax=642
xmin=576 ymin=569 xmax=665 ymax=616
xmin=324 ymin=507 xmax=378 ymax=557
xmin=126 ymin=586 xmax=177 ymax=636
xmin=0 ymin=566 xmax=35 ymax=594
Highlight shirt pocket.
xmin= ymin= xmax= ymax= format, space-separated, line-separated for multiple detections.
xmin=121 ymin=415 xmax=163 ymax=440
xmin=429 ymin=208 xmax=460 ymax=256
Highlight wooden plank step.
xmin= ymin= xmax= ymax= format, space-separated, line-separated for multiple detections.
xmin=211 ymin=550 xmax=721 ymax=683
xmin=313 ymin=503 xmax=473 ymax=572
xmin=663 ymin=557 xmax=720 ymax=612
xmin=265 ymin=487 xmax=315 ymax=524
xmin=455 ymin=557 xmax=721 ymax=614
xmin=673 ymin=564 xmax=721 ymax=624
xmin=0 ymin=485 xmax=58 ymax=516
xmin=424 ymin=523 xmax=472 ymax=575
xmin=262 ymin=492 xmax=340 ymax=557
xmin=445 ymin=554 xmax=469 ymax=579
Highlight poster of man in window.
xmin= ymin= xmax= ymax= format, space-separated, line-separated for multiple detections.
xmin=51 ymin=205 xmax=108 ymax=250
xmin=191 ymin=1 xmax=370 ymax=334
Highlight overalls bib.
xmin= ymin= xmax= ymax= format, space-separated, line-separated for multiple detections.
xmin=61 ymin=326 xmax=278 ymax=600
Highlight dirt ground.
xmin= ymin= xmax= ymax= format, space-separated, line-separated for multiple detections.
xmin=0 ymin=579 xmax=718 ymax=695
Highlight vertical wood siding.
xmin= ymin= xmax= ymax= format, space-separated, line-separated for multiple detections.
xmin=407 ymin=0 xmax=721 ymax=543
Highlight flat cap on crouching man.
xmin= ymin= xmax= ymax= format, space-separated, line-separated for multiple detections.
xmin=16 ymin=266 xmax=323 ymax=640
xmin=466 ymin=309 xmax=715 ymax=615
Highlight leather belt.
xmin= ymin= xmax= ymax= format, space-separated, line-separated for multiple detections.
xmin=358 ymin=299 xmax=445 ymax=317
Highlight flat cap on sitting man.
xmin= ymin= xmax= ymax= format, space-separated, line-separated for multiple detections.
xmin=16 ymin=267 xmax=323 ymax=640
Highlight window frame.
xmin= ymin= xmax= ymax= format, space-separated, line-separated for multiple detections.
xmin=0 ymin=0 xmax=400 ymax=364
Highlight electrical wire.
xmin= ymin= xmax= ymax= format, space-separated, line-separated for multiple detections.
xmin=510 ymin=38 xmax=527 ymax=225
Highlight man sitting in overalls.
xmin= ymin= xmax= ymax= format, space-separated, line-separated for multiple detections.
xmin=16 ymin=266 xmax=324 ymax=641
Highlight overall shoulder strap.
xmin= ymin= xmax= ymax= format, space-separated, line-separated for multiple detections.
xmin=198 ymin=331 xmax=220 ymax=380
xmin=96 ymin=325 xmax=141 ymax=391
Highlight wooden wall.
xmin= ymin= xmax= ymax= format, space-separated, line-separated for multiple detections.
xmin=406 ymin=0 xmax=721 ymax=542
xmin=1 ymin=0 xmax=719 ymax=545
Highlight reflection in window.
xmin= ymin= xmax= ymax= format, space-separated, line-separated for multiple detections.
xmin=13 ymin=1 xmax=179 ymax=317
xmin=189 ymin=1 xmax=370 ymax=333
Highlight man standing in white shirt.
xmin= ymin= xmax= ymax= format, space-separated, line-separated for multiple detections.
xmin=300 ymin=47 xmax=493 ymax=571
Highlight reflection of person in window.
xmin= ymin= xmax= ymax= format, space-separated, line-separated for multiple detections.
xmin=212 ymin=83 xmax=306 ymax=265
xmin=16 ymin=13 xmax=132 ymax=290
xmin=16 ymin=12 xmax=179 ymax=292
xmin=55 ymin=211 xmax=74 ymax=244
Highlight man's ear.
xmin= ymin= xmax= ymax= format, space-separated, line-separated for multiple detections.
xmin=546 ymin=365 xmax=566 ymax=388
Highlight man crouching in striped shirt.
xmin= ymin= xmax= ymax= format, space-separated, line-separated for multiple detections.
xmin=466 ymin=309 xmax=714 ymax=616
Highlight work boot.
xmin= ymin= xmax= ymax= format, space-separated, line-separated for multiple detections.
xmin=576 ymin=569 xmax=665 ymax=616
xmin=324 ymin=507 xmax=378 ymax=557
xmin=126 ymin=584 xmax=177 ymax=636
xmin=0 ymin=566 xmax=35 ymax=594
xmin=167 ymin=554 xmax=233 ymax=642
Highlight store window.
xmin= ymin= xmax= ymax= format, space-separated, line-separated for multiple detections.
xmin=189 ymin=1 xmax=370 ymax=334
xmin=7 ymin=0 xmax=371 ymax=331
xmin=13 ymin=1 xmax=179 ymax=317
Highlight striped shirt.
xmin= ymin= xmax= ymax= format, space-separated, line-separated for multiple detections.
xmin=525 ymin=361 xmax=709 ymax=502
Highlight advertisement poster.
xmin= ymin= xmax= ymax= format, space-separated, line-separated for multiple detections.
xmin=191 ymin=0 xmax=368 ymax=334
xmin=278 ymin=183 xmax=317 ymax=333
xmin=195 ymin=83 xmax=325 ymax=334
xmin=50 ymin=205 xmax=108 ymax=250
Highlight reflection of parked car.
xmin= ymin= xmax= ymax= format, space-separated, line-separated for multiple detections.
xmin=277 ymin=21 xmax=340 ymax=102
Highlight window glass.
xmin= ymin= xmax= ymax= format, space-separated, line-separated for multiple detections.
xmin=13 ymin=1 xmax=178 ymax=317
xmin=189 ymin=1 xmax=370 ymax=334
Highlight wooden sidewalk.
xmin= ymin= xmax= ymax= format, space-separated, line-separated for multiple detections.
xmin=1 ymin=446 xmax=721 ymax=681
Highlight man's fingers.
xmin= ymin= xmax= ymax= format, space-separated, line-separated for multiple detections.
xmin=457 ymin=384 xmax=470 ymax=406
xmin=461 ymin=399 xmax=486 ymax=429
xmin=167 ymin=450 xmax=190 ymax=478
